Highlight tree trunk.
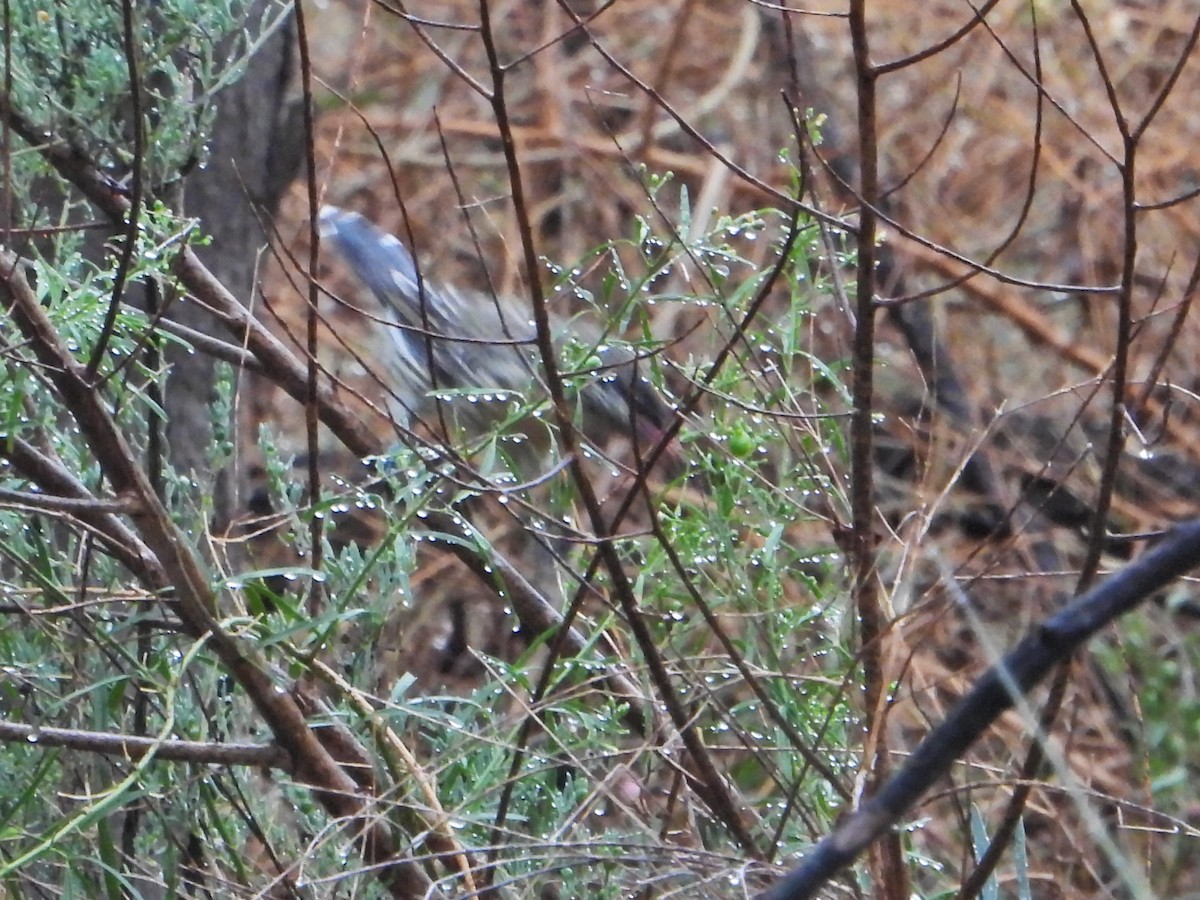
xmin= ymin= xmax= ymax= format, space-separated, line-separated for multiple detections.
xmin=172 ymin=5 xmax=303 ymax=525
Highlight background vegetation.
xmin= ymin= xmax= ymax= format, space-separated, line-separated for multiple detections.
xmin=3 ymin=1 xmax=1200 ymax=897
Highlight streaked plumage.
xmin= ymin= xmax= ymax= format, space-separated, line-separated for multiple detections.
xmin=318 ymin=206 xmax=674 ymax=462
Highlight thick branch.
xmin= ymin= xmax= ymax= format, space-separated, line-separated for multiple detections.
xmin=759 ymin=519 xmax=1200 ymax=900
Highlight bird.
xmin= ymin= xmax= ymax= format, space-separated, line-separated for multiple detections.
xmin=318 ymin=206 xmax=676 ymax=473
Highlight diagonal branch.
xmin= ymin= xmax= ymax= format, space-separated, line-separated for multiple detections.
xmin=759 ymin=518 xmax=1200 ymax=900
xmin=0 ymin=249 xmax=438 ymax=900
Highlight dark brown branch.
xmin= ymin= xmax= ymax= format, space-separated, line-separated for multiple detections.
xmin=0 ymin=430 xmax=159 ymax=576
xmin=0 ymin=246 xmax=437 ymax=900
xmin=84 ymin=0 xmax=146 ymax=380
xmin=759 ymin=519 xmax=1200 ymax=900
xmin=0 ymin=486 xmax=139 ymax=515
xmin=0 ymin=720 xmax=290 ymax=768
xmin=153 ymin=316 xmax=266 ymax=372
xmin=480 ymin=0 xmax=761 ymax=861
xmin=845 ymin=3 xmax=907 ymax=896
